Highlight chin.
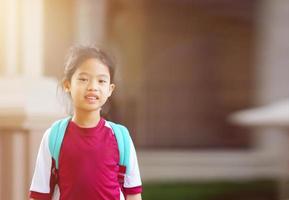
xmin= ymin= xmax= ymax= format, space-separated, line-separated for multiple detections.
xmin=88 ymin=107 xmax=101 ymax=112
xmin=80 ymin=106 xmax=101 ymax=112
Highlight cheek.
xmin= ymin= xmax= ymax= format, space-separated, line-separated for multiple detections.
xmin=71 ymin=81 xmax=86 ymax=91
xmin=103 ymin=87 xmax=111 ymax=95
xmin=70 ymin=85 xmax=85 ymax=98
xmin=69 ymin=91 xmax=78 ymax=101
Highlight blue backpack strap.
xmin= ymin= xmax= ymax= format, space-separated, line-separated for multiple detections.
xmin=108 ymin=121 xmax=131 ymax=173
xmin=48 ymin=116 xmax=71 ymax=169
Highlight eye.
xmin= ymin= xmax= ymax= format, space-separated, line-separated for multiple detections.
xmin=99 ymin=79 xmax=107 ymax=83
xmin=78 ymin=78 xmax=88 ymax=82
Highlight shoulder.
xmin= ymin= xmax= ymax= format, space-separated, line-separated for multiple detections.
xmin=104 ymin=120 xmax=128 ymax=129
xmin=50 ymin=116 xmax=72 ymax=128
xmin=45 ymin=117 xmax=71 ymax=149
xmin=104 ymin=120 xmax=129 ymax=131
xmin=41 ymin=127 xmax=52 ymax=144
xmin=47 ymin=117 xmax=71 ymax=136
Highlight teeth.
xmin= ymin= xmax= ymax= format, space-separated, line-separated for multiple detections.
xmin=87 ymin=96 xmax=96 ymax=100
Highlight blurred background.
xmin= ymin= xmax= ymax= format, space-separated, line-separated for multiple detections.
xmin=0 ymin=0 xmax=289 ymax=199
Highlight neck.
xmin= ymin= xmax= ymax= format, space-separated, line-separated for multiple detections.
xmin=72 ymin=109 xmax=101 ymax=128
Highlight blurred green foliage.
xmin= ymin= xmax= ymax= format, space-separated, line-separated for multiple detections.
xmin=142 ymin=180 xmax=278 ymax=200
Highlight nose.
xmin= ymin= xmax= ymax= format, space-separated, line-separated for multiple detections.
xmin=87 ymin=79 xmax=99 ymax=91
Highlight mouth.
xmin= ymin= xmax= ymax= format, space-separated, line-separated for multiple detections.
xmin=85 ymin=94 xmax=100 ymax=103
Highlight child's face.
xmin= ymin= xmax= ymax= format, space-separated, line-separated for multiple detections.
xmin=64 ymin=58 xmax=115 ymax=114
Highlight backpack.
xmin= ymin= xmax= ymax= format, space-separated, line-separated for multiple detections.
xmin=48 ymin=116 xmax=131 ymax=185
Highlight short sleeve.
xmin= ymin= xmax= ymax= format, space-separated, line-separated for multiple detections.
xmin=123 ymin=136 xmax=142 ymax=195
xmin=29 ymin=128 xmax=54 ymax=199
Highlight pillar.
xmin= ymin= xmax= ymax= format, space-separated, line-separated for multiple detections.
xmin=74 ymin=0 xmax=107 ymax=44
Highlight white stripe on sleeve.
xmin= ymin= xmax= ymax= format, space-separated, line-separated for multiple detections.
xmin=30 ymin=128 xmax=53 ymax=193
xmin=124 ymin=136 xmax=142 ymax=188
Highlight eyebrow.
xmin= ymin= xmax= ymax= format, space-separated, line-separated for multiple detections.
xmin=77 ymin=72 xmax=90 ymax=76
xmin=77 ymin=72 xmax=109 ymax=78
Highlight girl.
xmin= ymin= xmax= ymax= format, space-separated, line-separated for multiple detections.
xmin=29 ymin=45 xmax=142 ymax=200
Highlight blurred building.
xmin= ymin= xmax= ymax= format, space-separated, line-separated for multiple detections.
xmin=0 ymin=0 xmax=289 ymax=199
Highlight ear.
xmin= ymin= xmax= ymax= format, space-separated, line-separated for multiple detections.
xmin=108 ymin=83 xmax=115 ymax=97
xmin=63 ymin=79 xmax=71 ymax=92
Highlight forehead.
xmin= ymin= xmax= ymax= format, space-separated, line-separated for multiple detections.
xmin=74 ymin=58 xmax=110 ymax=77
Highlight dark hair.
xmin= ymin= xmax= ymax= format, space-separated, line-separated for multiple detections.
xmin=62 ymin=45 xmax=115 ymax=83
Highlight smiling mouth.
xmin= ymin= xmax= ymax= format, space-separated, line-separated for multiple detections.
xmin=85 ymin=96 xmax=99 ymax=100
xmin=85 ymin=95 xmax=100 ymax=103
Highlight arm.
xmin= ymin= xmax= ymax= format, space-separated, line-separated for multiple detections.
xmin=123 ymin=133 xmax=143 ymax=198
xmin=127 ymin=193 xmax=142 ymax=200
xmin=29 ymin=128 xmax=54 ymax=199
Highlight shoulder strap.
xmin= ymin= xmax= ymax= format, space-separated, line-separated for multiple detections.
xmin=108 ymin=121 xmax=131 ymax=173
xmin=48 ymin=117 xmax=71 ymax=169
